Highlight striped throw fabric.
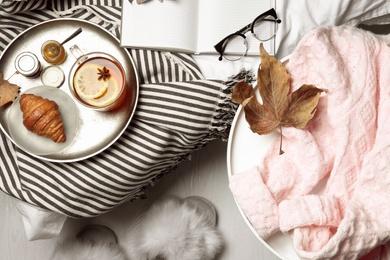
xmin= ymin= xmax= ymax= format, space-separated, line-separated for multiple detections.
xmin=0 ymin=0 xmax=240 ymax=217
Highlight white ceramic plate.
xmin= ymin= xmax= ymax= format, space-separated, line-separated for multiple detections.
xmin=226 ymin=56 xmax=301 ymax=260
xmin=7 ymin=86 xmax=79 ymax=155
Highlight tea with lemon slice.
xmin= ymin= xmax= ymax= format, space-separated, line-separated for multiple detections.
xmin=73 ymin=57 xmax=125 ymax=109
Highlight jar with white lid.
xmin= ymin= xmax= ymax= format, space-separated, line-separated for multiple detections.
xmin=14 ymin=52 xmax=42 ymax=78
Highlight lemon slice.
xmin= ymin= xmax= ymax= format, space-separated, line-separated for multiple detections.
xmin=74 ymin=64 xmax=109 ymax=99
xmin=87 ymin=76 xmax=121 ymax=107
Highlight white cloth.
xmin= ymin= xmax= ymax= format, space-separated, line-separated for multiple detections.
xmin=274 ymin=0 xmax=390 ymax=58
xmin=14 ymin=199 xmax=67 ymax=240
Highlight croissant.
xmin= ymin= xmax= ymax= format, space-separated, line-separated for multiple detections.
xmin=19 ymin=93 xmax=66 ymax=143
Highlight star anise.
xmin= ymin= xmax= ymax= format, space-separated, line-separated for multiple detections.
xmin=97 ymin=66 xmax=111 ymax=81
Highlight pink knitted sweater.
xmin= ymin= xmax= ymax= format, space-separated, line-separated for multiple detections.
xmin=230 ymin=26 xmax=390 ymax=260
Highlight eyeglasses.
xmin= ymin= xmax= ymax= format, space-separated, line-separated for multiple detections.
xmin=214 ymin=8 xmax=281 ymax=61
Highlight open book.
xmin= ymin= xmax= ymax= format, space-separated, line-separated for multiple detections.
xmin=120 ymin=0 xmax=276 ymax=56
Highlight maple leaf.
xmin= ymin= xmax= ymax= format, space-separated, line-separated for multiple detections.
xmin=0 ymin=72 xmax=20 ymax=107
xmin=232 ymin=43 xmax=327 ymax=154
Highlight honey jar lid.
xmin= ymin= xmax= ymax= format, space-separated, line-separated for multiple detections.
xmin=14 ymin=52 xmax=40 ymax=77
xmin=41 ymin=66 xmax=65 ymax=88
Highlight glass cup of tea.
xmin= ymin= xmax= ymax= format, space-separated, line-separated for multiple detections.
xmin=41 ymin=40 xmax=67 ymax=65
xmin=68 ymin=45 xmax=126 ymax=111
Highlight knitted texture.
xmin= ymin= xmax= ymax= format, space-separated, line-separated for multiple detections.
xmin=229 ymin=26 xmax=390 ymax=259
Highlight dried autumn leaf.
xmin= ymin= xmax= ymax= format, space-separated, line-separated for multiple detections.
xmin=243 ymin=94 xmax=279 ymax=135
xmin=0 ymin=72 xmax=20 ymax=107
xmin=257 ymin=44 xmax=291 ymax=123
xmin=231 ymin=80 xmax=255 ymax=104
xmin=232 ymin=43 xmax=327 ymax=154
xmin=283 ymin=84 xmax=326 ymax=128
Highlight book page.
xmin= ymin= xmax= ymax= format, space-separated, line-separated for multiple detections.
xmin=197 ymin=0 xmax=275 ymax=56
xmin=120 ymin=0 xmax=199 ymax=53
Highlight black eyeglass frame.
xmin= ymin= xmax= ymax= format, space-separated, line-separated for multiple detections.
xmin=214 ymin=8 xmax=281 ymax=61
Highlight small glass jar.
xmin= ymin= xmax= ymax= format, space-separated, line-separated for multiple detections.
xmin=14 ymin=52 xmax=42 ymax=78
xmin=41 ymin=40 xmax=67 ymax=65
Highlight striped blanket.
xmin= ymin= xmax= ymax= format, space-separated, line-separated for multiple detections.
xmin=0 ymin=0 xmax=240 ymax=218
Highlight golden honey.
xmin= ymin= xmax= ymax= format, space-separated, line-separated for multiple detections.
xmin=41 ymin=40 xmax=67 ymax=65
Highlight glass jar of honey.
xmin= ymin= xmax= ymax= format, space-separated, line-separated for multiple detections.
xmin=41 ymin=40 xmax=67 ymax=65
